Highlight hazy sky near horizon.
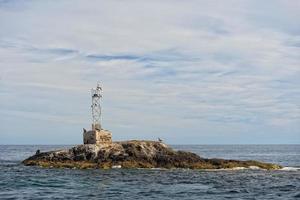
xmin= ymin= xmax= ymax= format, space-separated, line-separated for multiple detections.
xmin=0 ymin=0 xmax=299 ymax=144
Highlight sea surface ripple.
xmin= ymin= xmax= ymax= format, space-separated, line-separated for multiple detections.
xmin=0 ymin=145 xmax=299 ymax=200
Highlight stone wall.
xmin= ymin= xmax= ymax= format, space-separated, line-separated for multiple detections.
xmin=83 ymin=129 xmax=112 ymax=144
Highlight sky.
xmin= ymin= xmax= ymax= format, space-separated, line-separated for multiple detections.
xmin=0 ymin=0 xmax=299 ymax=144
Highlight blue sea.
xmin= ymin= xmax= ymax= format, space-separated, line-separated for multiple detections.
xmin=0 ymin=145 xmax=299 ymax=200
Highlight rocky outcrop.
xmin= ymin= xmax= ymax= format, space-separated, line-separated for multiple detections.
xmin=22 ymin=140 xmax=281 ymax=170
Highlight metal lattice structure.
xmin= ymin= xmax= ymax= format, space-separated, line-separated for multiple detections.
xmin=91 ymin=83 xmax=102 ymax=130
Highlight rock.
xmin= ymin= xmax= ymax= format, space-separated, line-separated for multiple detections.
xmin=35 ymin=149 xmax=40 ymax=155
xmin=22 ymin=140 xmax=282 ymax=170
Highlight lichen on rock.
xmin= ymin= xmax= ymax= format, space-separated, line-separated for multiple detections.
xmin=22 ymin=140 xmax=282 ymax=170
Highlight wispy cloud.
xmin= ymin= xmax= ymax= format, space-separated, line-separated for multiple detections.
xmin=0 ymin=0 xmax=299 ymax=144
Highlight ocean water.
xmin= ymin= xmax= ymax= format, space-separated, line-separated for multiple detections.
xmin=0 ymin=145 xmax=299 ymax=200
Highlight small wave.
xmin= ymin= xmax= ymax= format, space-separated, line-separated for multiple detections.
xmin=222 ymin=166 xmax=265 ymax=171
xmin=136 ymin=167 xmax=167 ymax=171
xmin=215 ymin=166 xmax=264 ymax=171
xmin=150 ymin=168 xmax=166 ymax=170
xmin=279 ymin=167 xmax=300 ymax=171
xmin=111 ymin=165 xmax=122 ymax=169
xmin=201 ymin=166 xmax=262 ymax=171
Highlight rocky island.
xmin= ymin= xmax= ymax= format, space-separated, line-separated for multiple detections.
xmin=23 ymin=84 xmax=281 ymax=170
xmin=23 ymin=140 xmax=281 ymax=170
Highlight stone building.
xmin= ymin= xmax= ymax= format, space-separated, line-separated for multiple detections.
xmin=83 ymin=129 xmax=112 ymax=145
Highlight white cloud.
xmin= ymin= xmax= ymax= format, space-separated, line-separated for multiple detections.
xmin=0 ymin=0 xmax=299 ymax=144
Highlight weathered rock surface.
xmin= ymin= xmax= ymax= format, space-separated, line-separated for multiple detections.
xmin=22 ymin=140 xmax=281 ymax=170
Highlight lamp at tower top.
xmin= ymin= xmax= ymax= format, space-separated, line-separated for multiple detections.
xmin=91 ymin=83 xmax=102 ymax=130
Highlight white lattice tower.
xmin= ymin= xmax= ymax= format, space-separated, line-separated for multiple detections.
xmin=91 ymin=83 xmax=102 ymax=130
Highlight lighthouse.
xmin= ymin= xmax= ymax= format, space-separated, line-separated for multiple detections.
xmin=83 ymin=83 xmax=112 ymax=145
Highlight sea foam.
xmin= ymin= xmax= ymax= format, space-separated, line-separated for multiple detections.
xmin=280 ymin=167 xmax=300 ymax=171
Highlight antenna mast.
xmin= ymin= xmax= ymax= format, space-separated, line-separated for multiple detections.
xmin=91 ymin=83 xmax=102 ymax=130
